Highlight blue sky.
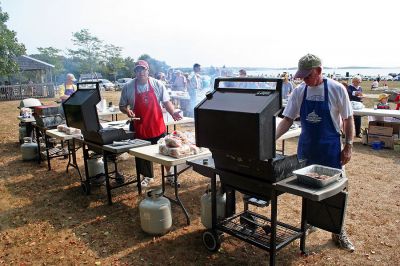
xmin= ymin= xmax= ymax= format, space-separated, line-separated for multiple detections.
xmin=2 ymin=0 xmax=399 ymax=68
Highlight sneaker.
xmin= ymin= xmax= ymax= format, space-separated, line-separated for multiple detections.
xmin=141 ymin=177 xmax=154 ymax=187
xmin=166 ymin=175 xmax=180 ymax=188
xmin=306 ymin=225 xmax=318 ymax=236
xmin=332 ymin=231 xmax=355 ymax=252
xmin=355 ymin=134 xmax=362 ymax=138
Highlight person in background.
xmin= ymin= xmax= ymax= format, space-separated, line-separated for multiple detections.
xmin=281 ymin=72 xmax=294 ymax=100
xmin=58 ymin=73 xmax=77 ymax=101
xmin=377 ymin=93 xmax=390 ymax=109
xmin=187 ymin=63 xmax=202 ymax=117
xmin=276 ymin=53 xmax=355 ymax=252
xmin=347 ymin=75 xmax=364 ymax=138
xmin=236 ymin=69 xmax=258 ymax=89
xmin=394 ymin=93 xmax=400 ymax=110
xmin=172 ymin=70 xmax=187 ymax=91
xmin=119 ymin=60 xmax=182 ymax=187
xmin=376 ymin=74 xmax=381 ymax=83
xmin=156 ymin=72 xmax=167 ymax=85
xmin=371 ymin=79 xmax=379 ymax=90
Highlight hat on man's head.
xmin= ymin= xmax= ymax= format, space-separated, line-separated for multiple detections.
xmin=294 ymin=54 xmax=322 ymax=79
xmin=378 ymin=93 xmax=389 ymax=101
xmin=66 ymin=73 xmax=76 ymax=81
xmin=134 ymin=60 xmax=149 ymax=70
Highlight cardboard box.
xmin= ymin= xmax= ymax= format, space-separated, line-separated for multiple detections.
xmin=367 ymin=134 xmax=394 ymax=149
xmin=368 ymin=125 xmax=393 ymax=137
xmin=370 ymin=121 xmax=400 ymax=135
xmin=383 ymin=122 xmax=400 ymax=135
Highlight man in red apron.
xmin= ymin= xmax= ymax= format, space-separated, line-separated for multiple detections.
xmin=119 ymin=60 xmax=182 ymax=186
xmin=276 ymin=54 xmax=355 ymax=252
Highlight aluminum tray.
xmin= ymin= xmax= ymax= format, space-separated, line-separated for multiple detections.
xmin=293 ymin=164 xmax=343 ymax=188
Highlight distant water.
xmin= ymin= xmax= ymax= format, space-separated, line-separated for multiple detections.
xmin=247 ymin=67 xmax=400 ymax=77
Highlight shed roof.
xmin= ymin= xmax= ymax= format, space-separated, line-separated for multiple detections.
xmin=16 ymin=55 xmax=55 ymax=71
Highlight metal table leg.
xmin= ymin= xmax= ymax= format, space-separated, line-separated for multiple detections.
xmin=104 ymin=152 xmax=113 ymax=205
xmin=35 ymin=125 xmax=41 ymax=164
xmin=270 ymin=189 xmax=277 ymax=266
xmin=300 ymin=197 xmax=307 ymax=254
xmin=161 ymin=165 xmax=191 ymax=225
xmin=44 ymin=132 xmax=51 ymax=170
xmin=66 ymin=138 xmax=82 ymax=179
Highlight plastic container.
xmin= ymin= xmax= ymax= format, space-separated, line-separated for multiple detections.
xmin=371 ymin=141 xmax=384 ymax=150
xmin=293 ymin=164 xmax=343 ymax=188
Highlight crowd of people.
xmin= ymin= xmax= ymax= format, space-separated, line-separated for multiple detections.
xmin=56 ymin=53 xmax=400 ymax=254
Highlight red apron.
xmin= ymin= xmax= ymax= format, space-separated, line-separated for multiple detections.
xmin=133 ymin=80 xmax=165 ymax=139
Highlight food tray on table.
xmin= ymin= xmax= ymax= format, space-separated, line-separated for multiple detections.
xmin=293 ymin=164 xmax=343 ymax=188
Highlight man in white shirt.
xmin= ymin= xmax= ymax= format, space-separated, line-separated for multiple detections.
xmin=187 ymin=63 xmax=202 ymax=117
xmin=276 ymin=54 xmax=355 ymax=252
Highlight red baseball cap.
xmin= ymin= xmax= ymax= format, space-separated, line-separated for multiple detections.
xmin=134 ymin=60 xmax=149 ymax=70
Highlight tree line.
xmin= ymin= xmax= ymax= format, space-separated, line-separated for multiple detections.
xmin=0 ymin=4 xmax=170 ymax=84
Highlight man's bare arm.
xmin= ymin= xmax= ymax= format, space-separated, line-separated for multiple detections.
xmin=276 ymin=117 xmax=294 ymax=140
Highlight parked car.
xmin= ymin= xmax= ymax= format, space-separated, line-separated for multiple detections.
xmin=115 ymin=78 xmax=132 ymax=90
xmin=381 ymin=75 xmax=393 ymax=81
xmin=79 ymin=78 xmax=115 ymax=91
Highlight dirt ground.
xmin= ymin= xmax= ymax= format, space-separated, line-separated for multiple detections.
xmin=0 ymin=89 xmax=399 ymax=265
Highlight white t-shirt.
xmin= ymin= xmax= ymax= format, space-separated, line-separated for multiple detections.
xmin=282 ymin=78 xmax=353 ymax=133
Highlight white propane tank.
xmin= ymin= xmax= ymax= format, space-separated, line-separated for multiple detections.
xmin=139 ymin=188 xmax=172 ymax=235
xmin=201 ymin=187 xmax=226 ymax=229
xmin=87 ymin=158 xmax=105 ymax=177
xmin=20 ymin=137 xmax=38 ymax=161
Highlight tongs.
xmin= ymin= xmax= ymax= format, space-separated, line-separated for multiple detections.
xmin=125 ymin=117 xmax=141 ymax=125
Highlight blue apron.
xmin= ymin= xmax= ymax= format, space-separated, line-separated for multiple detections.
xmin=64 ymin=84 xmax=75 ymax=96
xmin=298 ymin=79 xmax=341 ymax=169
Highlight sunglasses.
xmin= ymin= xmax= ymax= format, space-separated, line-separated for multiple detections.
xmin=134 ymin=67 xmax=147 ymax=73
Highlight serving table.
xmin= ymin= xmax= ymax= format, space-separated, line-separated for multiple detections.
xmin=129 ymin=144 xmax=211 ymax=225
xmin=45 ymin=129 xmax=82 ymax=175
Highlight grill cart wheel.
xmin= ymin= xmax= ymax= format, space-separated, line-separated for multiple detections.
xmin=81 ymin=180 xmax=91 ymax=195
xmin=202 ymin=230 xmax=221 ymax=252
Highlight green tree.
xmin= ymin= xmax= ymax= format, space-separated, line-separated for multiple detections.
xmin=137 ymin=54 xmax=170 ymax=78
xmin=119 ymin=57 xmax=135 ymax=78
xmin=99 ymin=44 xmax=125 ymax=81
xmin=68 ymin=29 xmax=102 ymax=74
xmin=30 ymin=47 xmax=64 ymax=82
xmin=0 ymin=4 xmax=26 ymax=76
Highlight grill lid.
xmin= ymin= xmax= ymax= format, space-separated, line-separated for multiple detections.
xmin=195 ymin=77 xmax=282 ymax=160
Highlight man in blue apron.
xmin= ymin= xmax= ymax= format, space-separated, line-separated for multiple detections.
xmin=276 ymin=54 xmax=355 ymax=252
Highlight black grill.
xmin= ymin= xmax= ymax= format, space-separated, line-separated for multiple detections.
xmin=195 ymin=77 xmax=303 ymax=183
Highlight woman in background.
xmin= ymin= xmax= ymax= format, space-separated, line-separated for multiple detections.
xmin=346 ymin=76 xmax=364 ymax=138
xmin=281 ymin=73 xmax=294 ymax=100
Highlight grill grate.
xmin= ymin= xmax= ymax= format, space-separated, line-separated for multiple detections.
xmin=219 ymin=210 xmax=301 ymax=250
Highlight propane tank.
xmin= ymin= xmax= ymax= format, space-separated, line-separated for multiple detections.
xmin=21 ymin=137 xmax=38 ymax=161
xmin=139 ymin=188 xmax=172 ymax=235
xmin=201 ymin=186 xmax=226 ymax=229
xmin=19 ymin=125 xmax=27 ymax=144
xmin=87 ymin=158 xmax=105 ymax=177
